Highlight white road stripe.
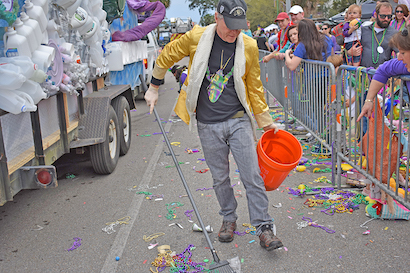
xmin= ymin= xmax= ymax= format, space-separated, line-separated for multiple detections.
xmin=100 ymin=107 xmax=176 ymax=273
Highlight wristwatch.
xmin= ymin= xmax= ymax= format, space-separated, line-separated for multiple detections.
xmin=365 ymin=99 xmax=373 ymax=103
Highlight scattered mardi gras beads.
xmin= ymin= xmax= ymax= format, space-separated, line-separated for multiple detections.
xmin=146 ymin=194 xmax=164 ymax=200
xmin=184 ymin=210 xmax=194 ymax=222
xmin=136 ymin=191 xmax=153 ymax=195
xmin=313 ymin=167 xmax=332 ymax=173
xmin=151 ymin=250 xmax=174 ymax=270
xmin=313 ymin=176 xmax=332 ymax=183
xmin=150 ymin=245 xmax=207 ymax=273
xmin=195 ymin=187 xmax=213 ymax=191
xmin=102 ymin=216 xmax=131 ymax=234
xmin=67 ymin=237 xmax=82 ymax=251
xmin=243 ymin=223 xmax=256 ymax=234
xmin=233 ymin=223 xmax=258 ymax=236
xmin=171 ymin=244 xmax=207 ymax=272
xmin=165 ymin=202 xmax=184 ymax=220
xmin=143 ymin=233 xmax=166 ymax=242
xmin=302 ymin=189 xmax=368 ymax=217
xmin=301 ymin=216 xmax=335 ymax=233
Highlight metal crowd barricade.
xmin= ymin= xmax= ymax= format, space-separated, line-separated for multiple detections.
xmin=258 ymin=50 xmax=287 ymax=108
xmin=258 ymin=50 xmax=410 ymax=210
xmin=258 ymin=50 xmax=337 ymax=152
xmin=335 ymin=65 xmax=410 ymax=210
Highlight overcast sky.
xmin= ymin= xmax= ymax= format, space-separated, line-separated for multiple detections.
xmin=165 ymin=0 xmax=202 ymax=24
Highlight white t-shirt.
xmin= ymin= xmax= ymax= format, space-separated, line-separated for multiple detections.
xmin=268 ymin=34 xmax=278 ymax=46
xmin=345 ymin=28 xmax=362 ymax=43
xmin=345 ymin=86 xmax=356 ymax=119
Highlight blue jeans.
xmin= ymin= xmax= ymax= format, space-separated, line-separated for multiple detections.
xmin=197 ymin=115 xmax=272 ymax=234
xmin=345 ymin=41 xmax=361 ymax=63
xmin=357 ymin=93 xmax=368 ymax=138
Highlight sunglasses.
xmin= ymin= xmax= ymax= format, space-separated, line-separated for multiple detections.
xmin=378 ymin=14 xmax=393 ymax=19
xmin=396 ymin=10 xmax=404 ymax=13
xmin=322 ymin=27 xmax=328 ymax=30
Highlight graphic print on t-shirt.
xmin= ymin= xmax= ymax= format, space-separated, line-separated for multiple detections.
xmin=206 ymin=66 xmax=234 ymax=103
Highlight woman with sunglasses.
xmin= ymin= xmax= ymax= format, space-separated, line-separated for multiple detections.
xmin=322 ymin=23 xmax=341 ymax=54
xmin=358 ymin=26 xmax=410 ymax=121
xmin=391 ymin=4 xmax=409 ymax=31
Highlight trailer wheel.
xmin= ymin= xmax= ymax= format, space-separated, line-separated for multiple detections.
xmin=90 ymin=106 xmax=120 ymax=174
xmin=112 ymin=96 xmax=131 ymax=155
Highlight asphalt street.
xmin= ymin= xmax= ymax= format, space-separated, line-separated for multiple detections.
xmin=0 ymin=59 xmax=409 ymax=273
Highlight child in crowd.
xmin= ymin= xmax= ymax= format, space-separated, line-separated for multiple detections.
xmin=343 ymin=4 xmax=362 ymax=66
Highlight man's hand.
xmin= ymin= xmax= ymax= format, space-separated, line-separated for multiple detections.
xmin=349 ymin=43 xmax=362 ymax=57
xmin=357 ymin=100 xmax=374 ymax=122
xmin=263 ymin=123 xmax=279 ymax=133
xmin=144 ymin=84 xmax=159 ymax=114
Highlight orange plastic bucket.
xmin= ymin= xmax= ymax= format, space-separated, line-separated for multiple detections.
xmin=257 ymin=129 xmax=303 ymax=191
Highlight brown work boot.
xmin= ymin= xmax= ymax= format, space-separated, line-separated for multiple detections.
xmin=218 ymin=221 xmax=236 ymax=242
xmin=259 ymin=229 xmax=283 ymax=251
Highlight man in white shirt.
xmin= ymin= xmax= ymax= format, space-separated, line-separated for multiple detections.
xmin=288 ymin=5 xmax=304 ymax=25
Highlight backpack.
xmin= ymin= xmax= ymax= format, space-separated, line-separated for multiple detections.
xmin=332 ymin=22 xmax=345 ymax=46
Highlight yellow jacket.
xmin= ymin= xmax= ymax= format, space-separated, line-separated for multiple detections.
xmin=152 ymin=23 xmax=273 ymax=136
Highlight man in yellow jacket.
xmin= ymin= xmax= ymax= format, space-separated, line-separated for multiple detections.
xmin=145 ymin=0 xmax=283 ymax=251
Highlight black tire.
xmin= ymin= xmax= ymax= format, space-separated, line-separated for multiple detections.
xmin=90 ymin=106 xmax=120 ymax=174
xmin=112 ymin=96 xmax=131 ymax=155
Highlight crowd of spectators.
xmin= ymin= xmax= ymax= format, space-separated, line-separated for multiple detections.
xmin=254 ymin=1 xmax=409 ymax=70
xmin=252 ymin=1 xmax=410 ymax=156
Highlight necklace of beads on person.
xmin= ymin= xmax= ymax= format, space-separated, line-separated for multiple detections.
xmin=371 ymin=22 xmax=387 ymax=64
xmin=394 ymin=19 xmax=404 ymax=31
xmin=280 ymin=25 xmax=289 ymax=48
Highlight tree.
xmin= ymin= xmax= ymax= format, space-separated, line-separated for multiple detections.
xmin=200 ymin=13 xmax=216 ymax=26
xmin=290 ymin=0 xmax=331 ymax=19
xmin=188 ymin=0 xmax=218 ymax=17
xmin=188 ymin=0 xmax=218 ymax=25
xmin=329 ymin=0 xmax=356 ymax=17
xmin=245 ymin=0 xmax=277 ymax=31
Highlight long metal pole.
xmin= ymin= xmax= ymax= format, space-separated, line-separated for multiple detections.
xmin=153 ymin=107 xmax=221 ymax=263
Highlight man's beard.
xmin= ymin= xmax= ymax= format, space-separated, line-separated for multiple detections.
xmin=376 ymin=17 xmax=390 ymax=28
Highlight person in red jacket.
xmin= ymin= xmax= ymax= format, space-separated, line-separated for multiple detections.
xmin=275 ymin=12 xmax=293 ymax=51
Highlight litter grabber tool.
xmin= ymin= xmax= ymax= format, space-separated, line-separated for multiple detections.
xmin=152 ymin=107 xmax=235 ymax=273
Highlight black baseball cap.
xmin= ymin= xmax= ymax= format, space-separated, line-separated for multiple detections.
xmin=217 ymin=0 xmax=248 ymax=30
